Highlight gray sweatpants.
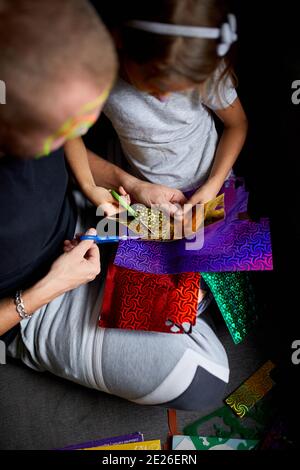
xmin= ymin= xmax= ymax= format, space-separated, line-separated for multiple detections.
xmin=8 ymin=275 xmax=229 ymax=410
xmin=7 ymin=194 xmax=229 ymax=411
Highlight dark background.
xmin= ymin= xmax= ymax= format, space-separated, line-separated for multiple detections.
xmin=233 ymin=0 xmax=299 ymax=441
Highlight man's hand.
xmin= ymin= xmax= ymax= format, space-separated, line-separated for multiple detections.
xmin=47 ymin=228 xmax=101 ymax=295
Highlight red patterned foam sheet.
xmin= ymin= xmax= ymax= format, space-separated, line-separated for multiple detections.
xmin=99 ymin=263 xmax=201 ymax=334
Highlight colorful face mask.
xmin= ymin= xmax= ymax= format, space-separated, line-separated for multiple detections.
xmin=36 ymin=86 xmax=110 ymax=158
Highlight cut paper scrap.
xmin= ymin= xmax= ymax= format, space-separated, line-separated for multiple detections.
xmin=114 ymin=177 xmax=273 ymax=274
xmin=99 ymin=262 xmax=200 ymax=333
xmin=172 ymin=436 xmax=259 ymax=451
xmin=86 ymin=440 xmax=161 ymax=450
xmin=225 ymin=361 xmax=276 ymax=418
xmin=201 ymin=272 xmax=258 ymax=344
xmin=183 ymin=401 xmax=275 ymax=440
xmin=58 ymin=432 xmax=143 ymax=450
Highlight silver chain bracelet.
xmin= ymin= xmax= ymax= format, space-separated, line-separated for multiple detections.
xmin=14 ymin=290 xmax=32 ymax=320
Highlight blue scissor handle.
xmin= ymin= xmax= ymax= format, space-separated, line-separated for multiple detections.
xmin=80 ymin=235 xmax=120 ymax=244
xmin=80 ymin=235 xmax=141 ymax=244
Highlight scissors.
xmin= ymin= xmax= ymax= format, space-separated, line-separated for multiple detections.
xmin=110 ymin=189 xmax=156 ymax=235
xmin=80 ymin=190 xmax=155 ymax=243
xmin=80 ymin=234 xmax=141 ymax=244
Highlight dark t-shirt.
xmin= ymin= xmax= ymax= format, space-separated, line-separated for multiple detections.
xmin=0 ymin=149 xmax=77 ymax=342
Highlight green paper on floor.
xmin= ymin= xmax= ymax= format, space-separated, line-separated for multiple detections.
xmin=172 ymin=436 xmax=259 ymax=450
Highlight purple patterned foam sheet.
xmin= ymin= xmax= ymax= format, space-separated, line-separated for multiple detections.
xmin=57 ymin=432 xmax=144 ymax=450
xmin=114 ymin=178 xmax=273 ymax=274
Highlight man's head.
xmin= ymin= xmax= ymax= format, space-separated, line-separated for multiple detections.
xmin=0 ymin=0 xmax=117 ymax=158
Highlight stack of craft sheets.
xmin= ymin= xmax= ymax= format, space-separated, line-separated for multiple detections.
xmin=90 ymin=441 xmax=161 ymax=451
xmin=114 ymin=177 xmax=273 ymax=273
xmin=58 ymin=433 xmax=161 ymax=451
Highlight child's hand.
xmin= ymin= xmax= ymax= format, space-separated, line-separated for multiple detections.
xmin=185 ymin=180 xmax=221 ymax=208
xmin=173 ymin=180 xmax=221 ymax=225
xmin=85 ymin=185 xmax=131 ymax=217
xmin=130 ymin=181 xmax=187 ymax=216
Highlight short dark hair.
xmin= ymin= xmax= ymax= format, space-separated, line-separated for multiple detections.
xmin=0 ymin=0 xmax=117 ymax=153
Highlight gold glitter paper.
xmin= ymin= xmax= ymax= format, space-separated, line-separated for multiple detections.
xmin=203 ymin=193 xmax=225 ymax=226
xmin=110 ymin=194 xmax=225 ymax=242
xmin=225 ymin=361 xmax=276 ymax=418
xmin=135 ymin=204 xmax=173 ymax=240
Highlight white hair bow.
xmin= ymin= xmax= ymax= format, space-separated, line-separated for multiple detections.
xmin=126 ymin=14 xmax=238 ymax=57
xmin=217 ymin=14 xmax=238 ymax=57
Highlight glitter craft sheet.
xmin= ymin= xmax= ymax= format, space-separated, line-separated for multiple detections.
xmin=99 ymin=263 xmax=200 ymax=333
xmin=201 ymin=272 xmax=258 ymax=344
xmin=225 ymin=361 xmax=276 ymax=418
xmin=114 ymin=177 xmax=273 ymax=274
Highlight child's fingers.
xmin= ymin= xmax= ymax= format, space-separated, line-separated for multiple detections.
xmin=158 ymin=202 xmax=181 ymax=217
xmin=118 ymin=186 xmax=131 ymax=204
xmin=118 ymin=186 xmax=127 ymax=196
xmin=100 ymin=201 xmax=130 ymax=217
xmin=100 ymin=202 xmax=120 ymax=217
xmin=171 ymin=192 xmax=187 ymax=206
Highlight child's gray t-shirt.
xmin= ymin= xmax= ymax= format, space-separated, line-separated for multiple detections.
xmin=104 ymin=71 xmax=237 ymax=192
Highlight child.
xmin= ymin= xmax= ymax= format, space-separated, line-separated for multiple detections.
xmin=68 ymin=0 xmax=248 ymax=220
xmin=82 ymin=0 xmax=248 ymax=308
xmin=89 ymin=0 xmax=248 ymax=214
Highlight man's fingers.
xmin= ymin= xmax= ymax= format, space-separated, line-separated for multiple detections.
xmin=73 ymin=228 xmax=97 ymax=257
xmin=85 ymin=242 xmax=101 ymax=265
xmin=75 ymin=232 xmax=84 ymax=240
